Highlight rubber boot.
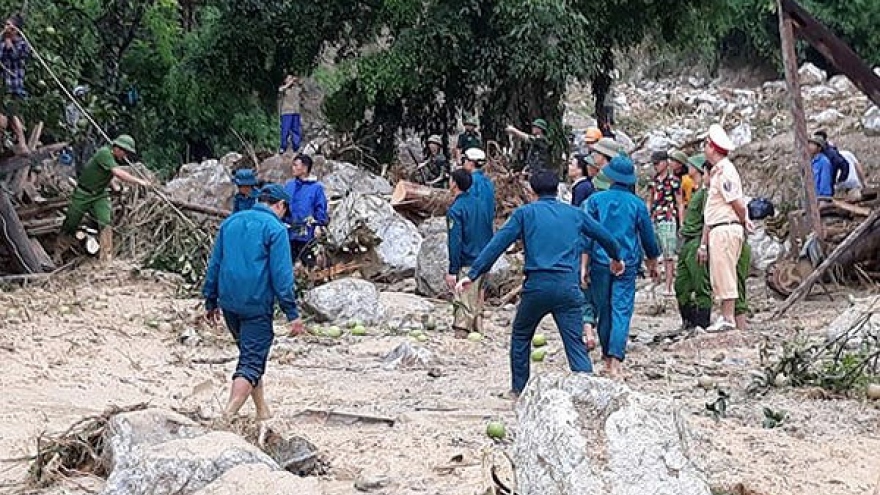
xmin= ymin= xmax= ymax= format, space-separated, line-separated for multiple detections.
xmin=98 ymin=227 xmax=113 ymax=263
xmin=692 ymin=308 xmax=712 ymax=329
xmin=678 ymin=304 xmax=695 ymax=330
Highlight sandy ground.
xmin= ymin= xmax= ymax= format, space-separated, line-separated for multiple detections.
xmin=0 ymin=262 xmax=878 ymax=495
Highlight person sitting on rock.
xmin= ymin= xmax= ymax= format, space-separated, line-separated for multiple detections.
xmin=505 ymin=119 xmax=551 ymax=174
xmin=584 ymin=155 xmax=661 ymax=379
xmin=203 ymin=183 xmax=304 ymax=420
xmin=456 ymin=170 xmax=624 ymax=398
xmin=0 ymin=13 xmax=30 ymax=155
xmin=57 ymin=135 xmax=151 ymax=263
xmin=232 ymin=169 xmax=260 ymax=214
xmin=415 ymin=135 xmax=450 ymax=188
xmin=447 ymin=169 xmax=492 ymax=338
xmin=278 ymin=75 xmax=303 ymax=154
xmin=454 ymin=115 xmax=482 ymax=162
xmin=283 ymin=154 xmax=328 ymax=270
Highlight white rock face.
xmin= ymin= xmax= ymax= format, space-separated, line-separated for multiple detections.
xmin=303 ymin=278 xmax=385 ymax=325
xmin=320 ymin=160 xmax=392 ymax=199
xmin=164 ymin=160 xmax=235 ymax=211
xmin=863 ymin=106 xmax=880 ymax=136
xmin=514 ymin=373 xmax=711 ymax=495
xmin=798 ymin=63 xmax=827 ymax=86
xmin=828 ymin=75 xmax=857 ymax=93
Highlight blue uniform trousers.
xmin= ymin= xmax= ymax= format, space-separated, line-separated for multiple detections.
xmin=511 ymin=272 xmax=593 ymax=393
xmin=223 ymin=310 xmax=275 ymax=386
xmin=590 ymin=264 xmax=637 ymax=361
xmin=280 ymin=113 xmax=302 ymax=153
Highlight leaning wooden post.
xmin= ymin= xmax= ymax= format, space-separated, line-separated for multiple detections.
xmin=778 ymin=0 xmax=824 ymax=241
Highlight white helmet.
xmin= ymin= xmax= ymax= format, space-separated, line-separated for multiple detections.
xmin=73 ymin=85 xmax=90 ymax=97
xmin=464 ymin=148 xmax=486 ymax=162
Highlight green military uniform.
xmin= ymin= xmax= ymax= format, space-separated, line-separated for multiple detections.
xmin=525 ymin=135 xmax=550 ymax=173
xmin=61 ymin=146 xmax=117 ymax=234
xmin=456 ymin=131 xmax=482 ymax=154
xmin=675 ymin=187 xmax=750 ymax=328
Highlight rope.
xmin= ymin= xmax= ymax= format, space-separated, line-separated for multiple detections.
xmin=12 ymin=26 xmax=199 ymax=230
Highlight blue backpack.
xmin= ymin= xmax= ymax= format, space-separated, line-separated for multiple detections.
xmin=822 ymin=144 xmax=849 ymax=183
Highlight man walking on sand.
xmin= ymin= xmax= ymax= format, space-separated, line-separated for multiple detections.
xmin=457 ymin=171 xmax=624 ymax=398
xmin=699 ymin=124 xmax=754 ymax=332
xmin=203 ymin=184 xmax=304 ymax=420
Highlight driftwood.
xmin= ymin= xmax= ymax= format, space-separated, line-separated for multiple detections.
xmin=390 ymin=180 xmax=451 ymax=216
xmin=292 ymin=408 xmax=396 ymax=427
xmin=774 ymin=209 xmax=880 ymax=316
xmin=0 ymin=189 xmax=45 ymax=273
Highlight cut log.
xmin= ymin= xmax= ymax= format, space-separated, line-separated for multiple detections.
xmin=27 ymin=122 xmax=43 ymax=151
xmin=24 ymin=217 xmax=63 ymax=236
xmin=390 ymin=180 xmax=451 ymax=216
xmin=15 ymin=198 xmax=68 ymax=220
xmin=0 ymin=190 xmax=45 ymax=274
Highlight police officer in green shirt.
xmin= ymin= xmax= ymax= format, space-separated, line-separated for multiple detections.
xmin=59 ymin=134 xmax=150 ymax=262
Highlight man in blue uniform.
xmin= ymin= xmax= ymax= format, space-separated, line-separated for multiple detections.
xmin=461 ymin=147 xmax=495 ymax=225
xmin=457 ymin=171 xmax=625 ymax=397
xmin=284 ymin=154 xmax=328 ymax=268
xmin=203 ymin=184 xmax=304 ymax=420
xmin=231 ymin=169 xmax=260 ymax=214
xmin=446 ymin=169 xmax=493 ymax=337
xmin=584 ymin=156 xmax=661 ymax=378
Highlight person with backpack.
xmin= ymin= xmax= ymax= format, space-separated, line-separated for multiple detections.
xmin=813 ymin=130 xmax=850 ymax=186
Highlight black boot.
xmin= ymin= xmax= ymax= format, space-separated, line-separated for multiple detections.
xmin=678 ymin=304 xmax=695 ymax=330
xmin=692 ymin=308 xmax=712 ymax=329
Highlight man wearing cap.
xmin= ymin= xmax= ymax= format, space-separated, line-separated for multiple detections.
xmin=457 ymin=170 xmax=624 ymax=397
xmin=669 ymin=150 xmax=695 ymax=206
xmin=232 ymin=169 xmax=260 ymax=214
xmin=59 ymin=135 xmax=150 ymax=262
xmin=647 ymin=150 xmax=684 ymax=297
xmin=699 ymin=124 xmax=754 ymax=332
xmin=584 ymin=155 xmax=661 ymax=378
xmin=807 ymin=135 xmax=834 ymax=199
xmin=416 ymin=135 xmax=450 ymax=188
xmin=284 ymin=154 xmax=328 ymax=270
xmin=203 ymin=183 xmax=304 ymax=420
xmin=454 ymin=116 xmax=482 ymax=162
xmin=568 ymin=153 xmax=597 ymax=208
xmin=676 ymin=154 xmax=752 ymax=331
xmin=505 ymin=119 xmax=551 ymax=174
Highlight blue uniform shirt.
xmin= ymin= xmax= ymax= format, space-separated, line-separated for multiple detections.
xmin=203 ymin=203 xmax=299 ymax=321
xmin=283 ymin=178 xmax=329 ymax=242
xmin=447 ymin=191 xmax=493 ymax=275
xmin=468 ymin=196 xmax=621 ymax=281
xmin=471 ymin=170 xmax=496 ymax=222
xmin=811 ymin=153 xmax=833 ymax=197
xmin=232 ymin=188 xmax=260 ymax=214
xmin=584 ymin=185 xmax=661 ymax=267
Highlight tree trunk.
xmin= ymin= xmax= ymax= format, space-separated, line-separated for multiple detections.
xmin=0 ymin=189 xmax=45 ymax=274
xmin=390 ymin=180 xmax=451 ymax=216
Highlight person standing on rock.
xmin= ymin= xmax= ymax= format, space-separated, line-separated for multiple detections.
xmin=416 ymin=135 xmax=450 ymax=188
xmin=57 ymin=135 xmax=150 ymax=262
xmin=676 ymin=154 xmax=752 ymax=331
xmin=278 ymin=75 xmax=303 ymax=154
xmin=454 ymin=115 xmax=482 ymax=162
xmin=231 ymin=169 xmax=260 ymax=214
xmin=456 ymin=170 xmax=625 ymax=397
xmin=283 ymin=154 xmax=328 ymax=270
xmin=584 ymin=155 xmax=660 ymax=378
xmin=699 ymin=124 xmax=754 ymax=332
xmin=569 ymin=153 xmax=596 ymax=208
xmin=505 ymin=119 xmax=551 ymax=174
xmin=446 ymin=169 xmax=492 ymax=338
xmin=203 ymin=183 xmax=304 ymax=420
xmin=646 ymin=150 xmax=684 ymax=297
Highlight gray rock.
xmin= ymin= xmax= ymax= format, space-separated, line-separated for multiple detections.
xmin=193 ymin=464 xmax=320 ymax=494
xmin=257 ymin=154 xmax=295 ymax=185
xmin=810 ymin=109 xmax=845 ymax=125
xmin=164 ymin=160 xmax=235 ymax=211
xmin=798 ymin=63 xmax=826 ymax=86
xmin=319 ymin=160 xmax=392 ymax=200
xmin=102 ymin=409 xmax=207 ymax=471
xmin=328 ymin=194 xmax=422 ymax=280
xmin=863 ymin=106 xmax=880 ymax=136
xmin=380 ymin=292 xmax=436 ymax=329
xmin=514 ymin=373 xmax=711 ymax=495
xmin=761 ymin=80 xmax=787 ymax=93
xmin=825 ymin=295 xmax=880 ymax=345
xmin=303 ymin=278 xmax=385 ymax=325
xmin=730 ymin=122 xmax=753 ymax=148
xmin=218 ymin=153 xmax=243 ymax=170
xmin=418 ymin=216 xmax=447 ymax=238
xmin=828 ymin=75 xmax=857 ymax=94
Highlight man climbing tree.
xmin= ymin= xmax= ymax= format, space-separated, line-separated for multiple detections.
xmin=0 ymin=13 xmax=30 ymax=155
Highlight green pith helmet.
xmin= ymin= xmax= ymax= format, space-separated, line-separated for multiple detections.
xmin=112 ymin=134 xmax=137 ymax=154
xmin=592 ymin=171 xmax=612 ymax=191
xmin=531 ymin=119 xmax=549 ymax=132
xmin=687 ymin=153 xmax=707 ymax=173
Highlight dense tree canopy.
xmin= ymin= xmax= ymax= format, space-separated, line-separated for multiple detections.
xmin=1 ymin=0 xmax=878 ymax=175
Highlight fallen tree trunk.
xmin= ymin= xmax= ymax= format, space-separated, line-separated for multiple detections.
xmin=390 ymin=180 xmax=451 ymax=216
xmin=167 ymin=198 xmax=231 ymax=218
xmin=0 ymin=189 xmax=46 ymax=273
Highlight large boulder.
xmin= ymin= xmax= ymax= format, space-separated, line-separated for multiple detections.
xmin=101 ymin=409 xmax=278 ymax=495
xmin=863 ymin=106 xmax=880 ymax=136
xmin=747 ymin=228 xmax=785 ymax=271
xmin=825 ymin=295 xmax=880 ymax=346
xmin=318 ymin=160 xmax=392 ymax=200
xmin=798 ymin=63 xmax=826 ymax=86
xmin=164 ymin=160 xmax=235 ymax=211
xmin=303 ymin=278 xmax=385 ymax=325
xmin=828 ymin=75 xmax=857 ymax=94
xmin=327 ymin=194 xmax=422 ymax=279
xmin=193 ymin=464 xmax=320 ymax=495
xmin=514 ymin=374 xmax=711 ymax=495
xmin=257 ymin=154 xmax=295 ymax=185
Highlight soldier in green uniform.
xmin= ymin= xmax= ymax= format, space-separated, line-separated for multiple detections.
xmin=454 ymin=115 xmax=482 ymax=162
xmin=674 ymin=153 xmax=750 ymax=330
xmin=58 ymin=135 xmax=150 ymax=262
xmin=505 ymin=119 xmax=551 ymax=174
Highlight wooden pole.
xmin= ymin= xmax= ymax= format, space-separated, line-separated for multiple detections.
xmin=778 ymin=0 xmax=824 ymax=241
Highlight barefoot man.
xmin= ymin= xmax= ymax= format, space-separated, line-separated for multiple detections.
xmin=203 ymin=184 xmax=305 ymax=419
